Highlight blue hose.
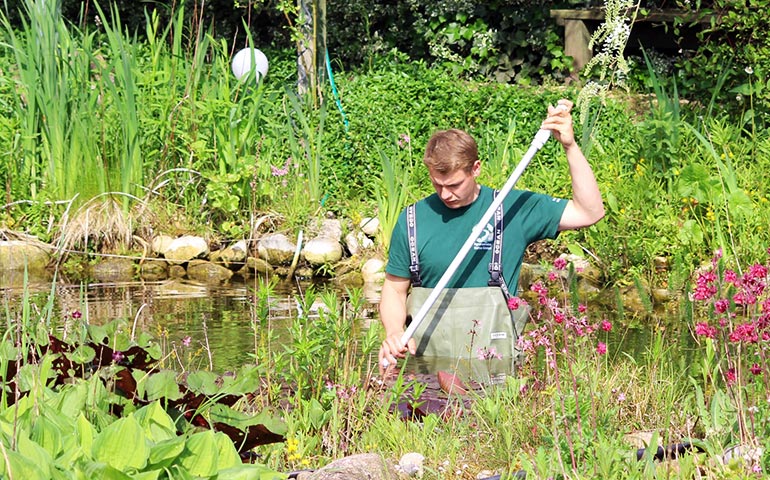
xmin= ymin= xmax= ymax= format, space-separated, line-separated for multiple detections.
xmin=325 ymin=49 xmax=349 ymax=132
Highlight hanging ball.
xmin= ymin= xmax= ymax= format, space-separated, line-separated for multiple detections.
xmin=231 ymin=48 xmax=269 ymax=81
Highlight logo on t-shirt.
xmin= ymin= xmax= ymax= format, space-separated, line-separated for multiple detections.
xmin=473 ymin=223 xmax=494 ymax=250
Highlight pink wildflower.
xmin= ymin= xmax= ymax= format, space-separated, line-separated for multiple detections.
xmin=554 ymin=311 xmax=565 ymax=324
xmin=695 ymin=322 xmax=717 ymax=338
xmin=596 ymin=342 xmax=607 ymax=355
xmin=724 ymin=368 xmax=736 ymax=386
xmin=112 ymin=351 xmax=124 ymax=363
xmin=507 ymin=297 xmax=527 ymax=310
xmin=714 ymin=299 xmax=730 ymax=314
xmin=548 ymin=272 xmax=558 ymax=282
xmin=553 ymin=257 xmax=568 ymax=270
xmin=72 ymin=310 xmax=82 ymax=319
xmin=578 ymin=304 xmax=587 ymax=313
xmin=750 ymin=363 xmax=762 ymax=376
xmin=182 ymin=336 xmax=192 ymax=347
xmin=600 ymin=320 xmax=613 ymax=332
xmin=530 ymin=281 xmax=548 ymax=296
xmin=723 ymin=269 xmax=738 ymax=284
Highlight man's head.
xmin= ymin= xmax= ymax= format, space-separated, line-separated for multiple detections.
xmin=423 ymin=129 xmax=478 ymax=174
xmin=423 ymin=129 xmax=481 ymax=209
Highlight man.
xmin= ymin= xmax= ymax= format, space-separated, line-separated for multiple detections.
xmin=378 ymin=99 xmax=605 ymax=375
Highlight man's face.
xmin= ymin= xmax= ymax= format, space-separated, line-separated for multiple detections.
xmin=428 ymin=160 xmax=481 ymax=209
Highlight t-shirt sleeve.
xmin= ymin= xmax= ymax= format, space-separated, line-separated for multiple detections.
xmin=385 ymin=209 xmax=412 ymax=279
xmin=515 ymin=192 xmax=568 ymax=244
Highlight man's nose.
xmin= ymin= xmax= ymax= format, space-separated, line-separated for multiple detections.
xmin=439 ymin=188 xmax=454 ymax=201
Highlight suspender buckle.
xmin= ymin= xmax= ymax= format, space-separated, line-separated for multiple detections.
xmin=409 ymin=264 xmax=422 ymax=287
xmin=488 ymin=268 xmax=501 ymax=287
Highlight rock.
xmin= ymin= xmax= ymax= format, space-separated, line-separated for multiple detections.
xmin=169 ymin=265 xmax=186 ymax=278
xmin=345 ymin=231 xmax=374 ymax=257
xmin=163 ymin=235 xmax=209 ymax=264
xmin=257 ymin=233 xmax=296 ymax=265
xmin=360 ymin=217 xmax=380 ymax=237
xmin=334 ymin=270 xmax=363 ymax=287
xmin=0 ymin=240 xmax=50 ymax=272
xmin=140 ymin=259 xmax=168 ymax=280
xmin=89 ymin=257 xmax=136 ymax=282
xmin=244 ymin=256 xmax=274 ymax=275
xmin=397 ymin=452 xmax=424 ymax=478
xmin=211 ymin=240 xmax=248 ymax=270
xmin=304 ymin=453 xmax=398 ymax=480
xmin=186 ymin=260 xmax=233 ymax=283
xmin=302 ymin=238 xmax=343 ymax=266
xmin=651 ymin=288 xmax=673 ymax=304
xmin=150 ymin=234 xmax=175 ymax=255
xmin=361 ymin=257 xmax=386 ymax=284
xmin=313 ymin=218 xmax=343 ymax=241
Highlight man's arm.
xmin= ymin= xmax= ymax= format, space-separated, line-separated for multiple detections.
xmin=540 ymin=100 xmax=605 ymax=231
xmin=378 ymin=273 xmax=415 ymax=374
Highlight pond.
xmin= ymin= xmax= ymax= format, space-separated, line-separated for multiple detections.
xmin=1 ymin=274 xmax=698 ymax=377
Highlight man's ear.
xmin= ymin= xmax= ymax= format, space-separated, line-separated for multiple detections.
xmin=472 ymin=159 xmax=481 ymax=177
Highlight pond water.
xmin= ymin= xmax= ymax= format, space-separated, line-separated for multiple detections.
xmin=1 ymin=275 xmax=698 ymax=376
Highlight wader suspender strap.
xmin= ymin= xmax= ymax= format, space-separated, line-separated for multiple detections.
xmin=406 ymin=203 xmax=422 ymax=287
xmin=487 ymin=190 xmax=513 ymax=300
xmin=407 ymin=193 xmax=511 ymax=297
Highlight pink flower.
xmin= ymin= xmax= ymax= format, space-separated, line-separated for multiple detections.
xmin=507 ymin=297 xmax=527 ymax=310
xmin=182 ymin=336 xmax=192 ymax=347
xmin=72 ymin=310 xmax=82 ymax=319
xmin=750 ymin=363 xmax=762 ymax=376
xmin=714 ymin=299 xmax=730 ymax=314
xmin=600 ymin=320 xmax=612 ymax=332
xmin=724 ymin=368 xmax=736 ymax=386
xmin=578 ymin=304 xmax=587 ymax=313
xmin=530 ymin=281 xmax=548 ymax=296
xmin=724 ymin=269 xmax=738 ymax=284
xmin=547 ymin=272 xmax=558 ymax=282
xmin=112 ymin=351 xmax=124 ymax=363
xmin=553 ymin=257 xmax=568 ymax=270
xmin=694 ymin=322 xmax=717 ymax=338
xmin=554 ymin=311 xmax=565 ymax=324
xmin=596 ymin=342 xmax=607 ymax=355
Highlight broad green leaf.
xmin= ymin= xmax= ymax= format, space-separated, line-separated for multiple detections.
xmin=31 ymin=414 xmax=64 ymax=458
xmin=81 ymin=460 xmax=134 ymax=480
xmin=216 ymin=464 xmax=288 ymax=480
xmin=132 ymin=469 xmax=161 ymax=480
xmin=2 ymin=449 xmax=50 ymax=480
xmin=177 ymin=430 xmax=218 ymax=477
xmin=76 ymin=412 xmax=96 ymax=455
xmin=185 ymin=370 xmax=219 ymax=395
xmin=55 ymin=382 xmax=88 ymax=418
xmin=148 ymin=435 xmax=186 ymax=468
xmin=66 ymin=344 xmax=96 ymax=364
xmin=16 ymin=433 xmax=53 ymax=478
xmin=143 ymin=370 xmax=182 ymax=402
xmin=92 ymin=416 xmax=149 ymax=471
xmin=134 ymin=401 xmax=177 ymax=443
xmin=214 ymin=431 xmax=242 ymax=470
xmin=208 ymin=404 xmax=287 ymax=436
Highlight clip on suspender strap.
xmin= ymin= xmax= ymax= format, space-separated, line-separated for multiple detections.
xmin=488 ymin=191 xmax=513 ymax=300
xmin=406 ymin=203 xmax=422 ymax=287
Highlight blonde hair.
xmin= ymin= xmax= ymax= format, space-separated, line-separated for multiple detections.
xmin=423 ymin=129 xmax=478 ymax=174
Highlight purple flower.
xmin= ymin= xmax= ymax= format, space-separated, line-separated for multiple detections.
xmin=182 ymin=336 xmax=192 ymax=347
xmin=72 ymin=310 xmax=82 ymax=319
xmin=112 ymin=351 xmax=124 ymax=363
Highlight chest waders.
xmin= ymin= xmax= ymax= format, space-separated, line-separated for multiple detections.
xmin=404 ymin=192 xmax=529 ymax=374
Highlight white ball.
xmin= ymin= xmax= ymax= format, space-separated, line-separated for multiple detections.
xmin=231 ymin=48 xmax=268 ymax=81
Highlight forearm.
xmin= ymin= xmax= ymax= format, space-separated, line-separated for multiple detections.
xmin=378 ymin=283 xmax=408 ymax=337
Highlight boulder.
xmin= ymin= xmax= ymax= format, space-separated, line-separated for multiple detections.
xmin=345 ymin=231 xmax=374 ymax=257
xmin=0 ymin=240 xmax=50 ymax=272
xmin=302 ymin=238 xmax=343 ymax=266
xmin=140 ymin=259 xmax=169 ymax=280
xmin=303 ymin=453 xmax=398 ymax=480
xmin=186 ymin=260 xmax=233 ymax=283
xmin=150 ymin=234 xmax=175 ymax=255
xmin=211 ymin=240 xmax=248 ymax=270
xmin=360 ymin=217 xmax=380 ymax=237
xmin=257 ymin=233 xmax=296 ymax=265
xmin=163 ymin=235 xmax=209 ymax=264
xmin=361 ymin=257 xmax=386 ymax=284
xmin=89 ymin=257 xmax=136 ymax=281
xmin=244 ymin=256 xmax=274 ymax=275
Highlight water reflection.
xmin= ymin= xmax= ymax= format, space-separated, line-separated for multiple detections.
xmin=1 ymin=276 xmax=696 ymax=375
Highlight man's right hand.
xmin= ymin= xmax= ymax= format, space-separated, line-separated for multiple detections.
xmin=378 ymin=333 xmax=416 ymax=376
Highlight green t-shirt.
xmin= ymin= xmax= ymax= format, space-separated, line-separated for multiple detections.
xmin=386 ymin=185 xmax=568 ymax=290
